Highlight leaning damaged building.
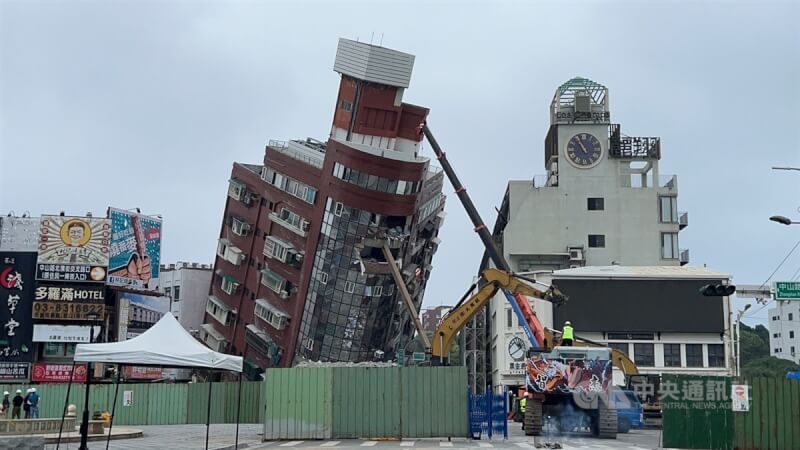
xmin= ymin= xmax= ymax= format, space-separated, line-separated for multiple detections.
xmin=203 ymin=38 xmax=445 ymax=373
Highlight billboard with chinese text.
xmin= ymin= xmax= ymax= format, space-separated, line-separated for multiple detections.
xmin=32 ymin=362 xmax=88 ymax=383
xmin=0 ymin=217 xmax=39 ymax=252
xmin=0 ymin=252 xmax=35 ymax=363
xmin=0 ymin=362 xmax=30 ymax=382
xmin=37 ymin=215 xmax=110 ymax=282
xmin=33 ymin=284 xmax=106 ymax=321
xmin=116 ymin=292 xmax=168 ymax=341
xmin=108 ymin=208 xmax=162 ymax=291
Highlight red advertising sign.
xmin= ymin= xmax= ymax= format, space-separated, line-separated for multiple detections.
xmin=31 ymin=363 xmax=87 ymax=382
xmin=122 ymin=366 xmax=163 ymax=380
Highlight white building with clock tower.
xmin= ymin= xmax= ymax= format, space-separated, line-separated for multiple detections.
xmin=471 ymin=77 xmax=711 ymax=391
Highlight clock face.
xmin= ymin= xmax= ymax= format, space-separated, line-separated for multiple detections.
xmin=508 ymin=336 xmax=527 ymax=361
xmin=566 ymin=133 xmax=603 ymax=168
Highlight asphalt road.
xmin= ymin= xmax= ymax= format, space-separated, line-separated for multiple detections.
xmin=42 ymin=424 xmax=665 ymax=450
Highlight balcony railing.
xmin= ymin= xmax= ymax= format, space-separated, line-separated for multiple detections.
xmin=609 ymin=124 xmax=661 ymax=159
xmin=267 ymin=139 xmax=324 ymax=169
xmin=679 ymin=212 xmax=689 ymax=230
xmin=679 ymin=249 xmax=690 ymax=266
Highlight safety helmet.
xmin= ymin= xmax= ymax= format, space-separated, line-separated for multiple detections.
xmin=31 ymin=388 xmax=36 ymax=392
xmin=3 ymin=391 xmax=8 ymax=396
xmin=16 ymin=390 xmax=21 ymax=394
xmin=565 ymin=321 xmax=571 ymax=325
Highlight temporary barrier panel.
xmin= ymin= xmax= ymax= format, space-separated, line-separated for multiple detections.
xmin=262 ymin=366 xmax=468 ymax=440
xmin=263 ymin=368 xmax=334 ymax=440
xmin=661 ymin=374 xmax=733 ymax=450
xmin=734 ymin=377 xmax=800 ymax=450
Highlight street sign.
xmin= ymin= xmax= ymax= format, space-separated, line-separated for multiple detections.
xmin=775 ymin=281 xmax=800 ymax=300
xmin=732 ymin=384 xmax=749 ymax=412
xmin=412 ymin=352 xmax=426 ymax=362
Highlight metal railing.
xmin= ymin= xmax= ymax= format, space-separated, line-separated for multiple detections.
xmin=267 ymin=140 xmax=324 ymax=169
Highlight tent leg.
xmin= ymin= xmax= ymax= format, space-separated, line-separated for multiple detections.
xmin=235 ymin=372 xmax=243 ymax=449
xmin=106 ymin=365 xmax=122 ymax=450
xmin=56 ymin=361 xmax=77 ymax=450
xmin=206 ymin=370 xmax=213 ymax=450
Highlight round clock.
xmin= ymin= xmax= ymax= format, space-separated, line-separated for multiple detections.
xmin=566 ymin=133 xmax=603 ymax=168
xmin=508 ymin=336 xmax=527 ymax=361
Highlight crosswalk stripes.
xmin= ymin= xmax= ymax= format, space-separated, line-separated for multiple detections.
xmin=439 ymin=442 xmax=453 ymax=447
xmin=279 ymin=441 xmax=304 ymax=447
xmin=320 ymin=442 xmax=340 ymax=447
xmin=477 ymin=443 xmax=493 ymax=448
xmin=400 ymin=441 xmax=415 ymax=447
xmin=361 ymin=441 xmax=379 ymax=446
xmin=513 ymin=443 xmax=534 ymax=448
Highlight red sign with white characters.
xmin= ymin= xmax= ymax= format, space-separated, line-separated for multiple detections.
xmin=31 ymin=362 xmax=87 ymax=382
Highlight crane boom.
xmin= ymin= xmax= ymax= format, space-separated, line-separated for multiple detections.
xmin=423 ymin=125 xmax=548 ymax=347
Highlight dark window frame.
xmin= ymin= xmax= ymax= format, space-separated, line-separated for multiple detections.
xmin=707 ymin=344 xmax=725 ymax=368
xmin=633 ymin=343 xmax=655 ymax=367
xmin=686 ymin=344 xmax=703 ymax=367
xmin=587 ymin=197 xmax=605 ymax=211
xmin=663 ymin=343 xmax=682 ymax=367
xmin=588 ymin=234 xmax=605 ymax=248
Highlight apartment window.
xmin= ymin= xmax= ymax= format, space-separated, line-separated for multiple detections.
xmin=661 ymin=232 xmax=679 ymax=259
xmin=228 ymin=179 xmax=246 ymax=201
xmin=341 ymin=100 xmax=353 ymax=112
xmin=334 ymin=202 xmax=344 ymax=217
xmin=264 ymin=236 xmax=291 ymax=262
xmin=372 ymin=286 xmax=383 ymax=297
xmin=707 ymin=344 xmax=725 ymax=367
xmin=663 ymin=343 xmax=682 ymax=367
xmin=319 ymin=272 xmax=329 ymax=285
xmin=173 ymin=286 xmax=180 ymax=301
xmin=792 ymin=346 xmax=796 ymax=356
xmin=262 ymin=168 xmax=317 ymax=204
xmin=260 ymin=269 xmax=287 ymax=294
xmin=774 ymin=348 xmax=780 ymax=354
xmin=255 ymin=299 xmax=289 ymax=330
xmin=220 ymin=275 xmax=238 ymax=296
xmin=790 ymin=313 xmax=794 ymax=321
xmin=774 ymin=333 xmax=780 ymax=338
xmin=165 ymin=287 xmax=172 ymax=297
xmin=506 ymin=309 xmax=513 ymax=328
xmin=587 ymin=198 xmax=605 ymax=211
xmin=277 ymin=208 xmax=308 ymax=232
xmin=344 ymin=281 xmax=356 ymax=294
xmin=659 ymin=196 xmax=678 ymax=223
xmin=790 ymin=331 xmax=795 ymax=339
xmin=588 ymin=234 xmax=605 ymax=248
xmin=634 ymin=343 xmax=655 ymax=367
xmin=773 ymin=316 xmax=778 ymax=321
xmin=686 ymin=344 xmax=703 ymax=367
xmin=231 ymin=216 xmax=250 ymax=236
xmin=608 ymin=342 xmax=629 ymax=356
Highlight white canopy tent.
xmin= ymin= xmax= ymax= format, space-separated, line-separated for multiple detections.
xmin=59 ymin=314 xmax=244 ymax=450
xmin=74 ymin=313 xmax=243 ymax=372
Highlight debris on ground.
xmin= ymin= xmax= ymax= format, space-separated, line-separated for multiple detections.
xmin=534 ymin=443 xmax=562 ymax=449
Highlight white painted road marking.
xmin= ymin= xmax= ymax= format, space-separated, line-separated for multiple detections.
xmin=400 ymin=442 xmax=415 ymax=447
xmin=513 ymin=444 xmax=533 ymax=448
xmin=279 ymin=441 xmax=303 ymax=447
xmin=439 ymin=442 xmax=453 ymax=447
xmin=321 ymin=442 xmax=340 ymax=447
xmin=361 ymin=442 xmax=379 ymax=447
xmin=477 ymin=443 xmax=493 ymax=448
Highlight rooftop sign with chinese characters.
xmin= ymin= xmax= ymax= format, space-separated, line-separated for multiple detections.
xmin=32 ymin=284 xmax=106 ymax=321
xmin=37 ymin=215 xmax=110 ymax=283
xmin=108 ymin=208 xmax=163 ymax=291
xmin=0 ymin=252 xmax=36 ymax=363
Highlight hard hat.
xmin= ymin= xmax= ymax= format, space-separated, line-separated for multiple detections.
xmin=16 ymin=390 xmax=21 ymax=393
xmin=3 ymin=391 xmax=8 ymax=396
xmin=26 ymin=388 xmax=32 ymax=393
xmin=31 ymin=388 xmax=36 ymax=392
xmin=565 ymin=321 xmax=571 ymax=325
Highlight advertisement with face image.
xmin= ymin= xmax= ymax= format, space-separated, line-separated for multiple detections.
xmin=36 ymin=216 xmax=110 ymax=282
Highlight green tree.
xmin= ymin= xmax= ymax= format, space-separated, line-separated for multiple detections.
xmin=739 ymin=321 xmax=800 ymax=377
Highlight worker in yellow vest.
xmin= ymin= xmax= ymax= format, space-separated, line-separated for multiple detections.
xmin=562 ymin=321 xmax=574 ymax=346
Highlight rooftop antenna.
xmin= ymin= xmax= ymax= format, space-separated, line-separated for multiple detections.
xmin=380 ymin=33 xmax=384 ymax=46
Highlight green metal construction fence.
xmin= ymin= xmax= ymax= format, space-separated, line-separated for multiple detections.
xmin=0 ymin=381 xmax=263 ymax=426
xmin=661 ymin=375 xmax=800 ymax=450
xmin=263 ymin=366 xmax=468 ymax=440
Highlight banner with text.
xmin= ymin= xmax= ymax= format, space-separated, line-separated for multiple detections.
xmin=108 ymin=208 xmax=162 ymax=291
xmin=0 ymin=252 xmax=36 ymax=363
xmin=37 ymin=215 xmax=110 ymax=282
xmin=32 ymin=324 xmax=99 ymax=343
xmin=32 ymin=362 xmax=88 ymax=383
xmin=0 ymin=362 xmax=30 ymax=382
xmin=33 ymin=284 xmax=106 ymax=321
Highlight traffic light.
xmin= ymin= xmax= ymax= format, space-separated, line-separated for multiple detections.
xmin=699 ymin=284 xmax=736 ymax=296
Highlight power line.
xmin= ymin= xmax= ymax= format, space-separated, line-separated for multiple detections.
xmin=743 ymin=238 xmax=800 ymax=319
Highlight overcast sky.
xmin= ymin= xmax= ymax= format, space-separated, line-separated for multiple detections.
xmin=1 ymin=1 xmax=798 ymax=327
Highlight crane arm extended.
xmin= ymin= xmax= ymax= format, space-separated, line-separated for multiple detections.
xmin=432 ymin=268 xmax=565 ymax=358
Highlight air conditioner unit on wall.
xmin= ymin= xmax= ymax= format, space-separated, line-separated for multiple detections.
xmin=568 ymin=247 xmax=584 ymax=262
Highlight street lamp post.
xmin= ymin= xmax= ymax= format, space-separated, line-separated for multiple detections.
xmin=735 ymin=304 xmax=752 ymax=377
xmin=79 ymin=312 xmax=101 ymax=450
